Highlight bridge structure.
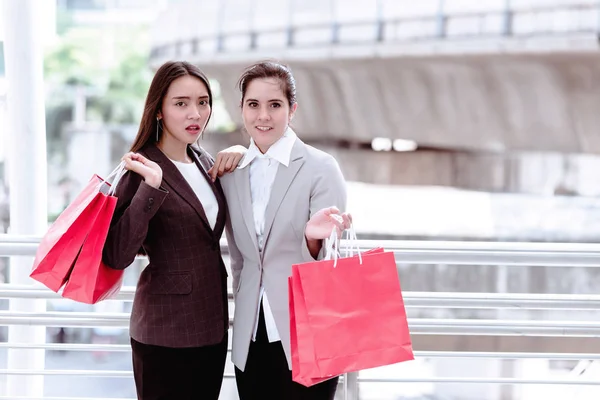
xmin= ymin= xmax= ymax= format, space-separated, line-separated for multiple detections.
xmin=149 ymin=0 xmax=600 ymax=195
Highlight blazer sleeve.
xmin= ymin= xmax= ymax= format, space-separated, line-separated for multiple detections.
xmin=225 ymin=214 xmax=244 ymax=296
xmin=102 ymin=170 xmax=169 ymax=270
xmin=300 ymin=154 xmax=347 ymax=262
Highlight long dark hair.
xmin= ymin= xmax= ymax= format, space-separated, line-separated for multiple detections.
xmin=130 ymin=61 xmax=213 ymax=152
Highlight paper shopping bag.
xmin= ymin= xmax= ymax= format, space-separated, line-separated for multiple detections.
xmin=290 ymin=248 xmax=386 ymax=386
xmin=30 ymin=175 xmax=110 ymax=292
xmin=290 ymin=249 xmax=413 ymax=386
xmin=61 ymin=190 xmax=123 ymax=304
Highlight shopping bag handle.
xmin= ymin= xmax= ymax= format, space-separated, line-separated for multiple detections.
xmin=108 ymin=162 xmax=128 ymax=196
xmin=98 ymin=161 xmax=127 ymax=196
xmin=342 ymin=224 xmax=361 ymax=259
xmin=324 ymin=227 xmax=339 ymax=263
xmin=324 ymin=223 xmax=362 ymax=268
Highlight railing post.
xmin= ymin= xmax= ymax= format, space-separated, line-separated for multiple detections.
xmin=436 ymin=0 xmax=446 ymax=38
xmin=330 ymin=0 xmax=339 ymax=44
xmin=376 ymin=0 xmax=384 ymax=42
xmin=3 ymin=0 xmax=49 ymax=398
xmin=287 ymin=27 xmax=295 ymax=47
xmin=216 ymin=0 xmax=226 ymax=52
xmin=502 ymin=0 xmax=512 ymax=36
xmin=332 ymin=22 xmax=340 ymax=44
xmin=496 ymin=264 xmax=513 ymax=400
xmin=249 ymin=0 xmax=258 ymax=50
xmin=217 ymin=35 xmax=225 ymax=52
xmin=597 ymin=0 xmax=600 ymax=35
xmin=344 ymin=372 xmax=359 ymax=400
xmin=287 ymin=0 xmax=295 ymax=47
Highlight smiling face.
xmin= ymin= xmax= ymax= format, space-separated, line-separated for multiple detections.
xmin=241 ymin=77 xmax=297 ymax=154
xmin=158 ymin=74 xmax=211 ymax=147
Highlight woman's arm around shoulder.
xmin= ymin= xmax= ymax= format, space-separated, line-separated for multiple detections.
xmin=208 ymin=145 xmax=247 ymax=181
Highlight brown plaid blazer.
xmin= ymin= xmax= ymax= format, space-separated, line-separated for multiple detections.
xmin=102 ymin=143 xmax=228 ymax=348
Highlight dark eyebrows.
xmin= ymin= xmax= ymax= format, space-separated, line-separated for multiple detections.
xmin=245 ymin=98 xmax=283 ymax=103
xmin=172 ymin=95 xmax=209 ymax=100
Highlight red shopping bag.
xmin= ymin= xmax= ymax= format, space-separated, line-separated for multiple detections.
xmin=290 ymin=248 xmax=385 ymax=386
xmin=61 ymin=190 xmax=123 ymax=304
xmin=289 ymin=248 xmax=413 ymax=386
xmin=30 ymin=175 xmax=110 ymax=292
xmin=290 ymin=269 xmax=319 ymax=385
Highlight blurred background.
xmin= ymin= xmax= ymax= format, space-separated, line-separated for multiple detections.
xmin=2 ymin=0 xmax=600 ymax=399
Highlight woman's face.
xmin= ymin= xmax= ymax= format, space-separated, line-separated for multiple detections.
xmin=158 ymin=75 xmax=211 ymax=146
xmin=241 ymin=77 xmax=297 ymax=153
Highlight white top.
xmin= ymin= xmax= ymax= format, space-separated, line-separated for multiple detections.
xmin=171 ymin=159 xmax=218 ymax=230
xmin=239 ymin=128 xmax=297 ymax=343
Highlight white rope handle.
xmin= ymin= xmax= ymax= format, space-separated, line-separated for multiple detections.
xmin=108 ymin=163 xmax=128 ymax=196
xmin=97 ymin=161 xmax=127 ymax=196
xmin=342 ymin=223 xmax=362 ymax=265
xmin=323 ymin=222 xmax=362 ymax=268
xmin=324 ymin=226 xmax=340 ymax=266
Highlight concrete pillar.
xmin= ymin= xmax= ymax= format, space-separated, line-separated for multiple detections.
xmin=3 ymin=0 xmax=49 ymax=396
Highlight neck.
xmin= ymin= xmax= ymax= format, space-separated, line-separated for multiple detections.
xmin=157 ymin=137 xmax=192 ymax=163
xmin=256 ymin=144 xmax=270 ymax=154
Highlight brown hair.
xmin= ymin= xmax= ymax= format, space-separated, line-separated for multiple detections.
xmin=129 ymin=61 xmax=213 ymax=152
xmin=237 ymin=61 xmax=297 ymax=107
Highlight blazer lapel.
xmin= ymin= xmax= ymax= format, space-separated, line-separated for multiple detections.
xmin=212 ymin=178 xmax=227 ymax=237
xmin=143 ymin=145 xmax=212 ymax=233
xmin=234 ymin=166 xmax=260 ymax=256
xmin=189 ymin=147 xmax=227 ymax=237
xmin=262 ymin=140 xmax=306 ymax=249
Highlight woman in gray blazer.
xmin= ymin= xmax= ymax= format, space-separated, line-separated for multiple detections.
xmin=220 ymin=61 xmax=351 ymax=400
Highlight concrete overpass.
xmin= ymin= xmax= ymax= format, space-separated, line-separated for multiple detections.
xmin=148 ymin=0 xmax=600 ymax=194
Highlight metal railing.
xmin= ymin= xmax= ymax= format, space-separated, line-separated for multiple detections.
xmin=150 ymin=2 xmax=600 ymax=60
xmin=1 ymin=234 xmax=600 ymax=399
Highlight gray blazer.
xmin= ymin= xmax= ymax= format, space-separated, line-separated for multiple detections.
xmin=220 ymin=138 xmax=347 ymax=371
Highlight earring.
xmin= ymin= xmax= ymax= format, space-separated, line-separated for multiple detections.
xmin=156 ymin=118 xmax=160 ymax=142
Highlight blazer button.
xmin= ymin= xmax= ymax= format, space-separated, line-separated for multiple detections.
xmin=148 ymin=198 xmax=154 ymax=204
